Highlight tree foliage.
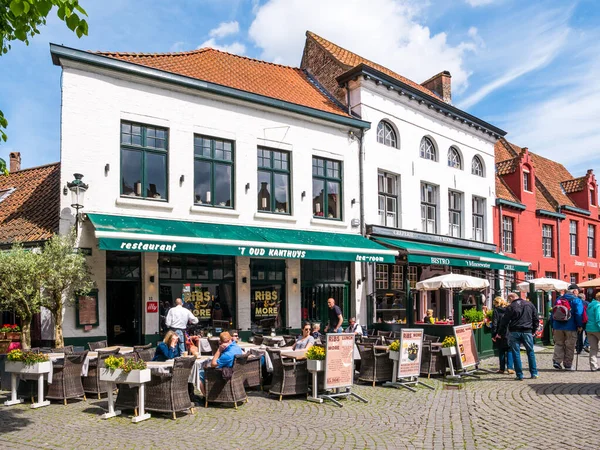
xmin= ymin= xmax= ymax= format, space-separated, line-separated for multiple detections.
xmin=0 ymin=156 xmax=7 ymax=174
xmin=0 ymin=0 xmax=89 ymax=142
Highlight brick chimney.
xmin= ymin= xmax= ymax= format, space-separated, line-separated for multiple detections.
xmin=9 ymin=152 xmax=21 ymax=172
xmin=421 ymin=71 xmax=452 ymax=103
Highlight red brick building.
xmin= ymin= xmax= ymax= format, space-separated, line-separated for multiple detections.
xmin=493 ymin=138 xmax=600 ymax=294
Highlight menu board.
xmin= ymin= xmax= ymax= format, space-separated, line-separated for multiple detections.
xmin=324 ymin=333 xmax=355 ymax=390
xmin=76 ymin=290 xmax=99 ymax=327
xmin=397 ymin=329 xmax=424 ymax=378
xmin=453 ymin=324 xmax=478 ymax=369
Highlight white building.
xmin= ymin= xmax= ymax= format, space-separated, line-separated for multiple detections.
xmin=50 ymin=44 xmax=396 ymax=346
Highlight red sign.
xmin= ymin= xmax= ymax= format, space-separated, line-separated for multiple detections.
xmin=535 ymin=319 xmax=544 ymax=339
xmin=146 ymin=301 xmax=159 ymax=313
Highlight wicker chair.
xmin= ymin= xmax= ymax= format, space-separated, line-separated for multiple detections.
xmin=361 ymin=336 xmax=380 ymax=345
xmin=52 ymin=346 xmax=74 ymax=355
xmin=391 ymin=331 xmax=402 ymax=339
xmin=262 ymin=337 xmax=280 ymax=347
xmin=204 ymin=354 xmax=248 ymax=409
xmin=82 ymin=348 xmax=120 ymax=399
xmin=88 ymin=340 xmax=108 ymax=351
xmin=242 ymin=354 xmax=262 ymax=390
xmin=424 ymin=334 xmax=441 ymax=343
xmin=135 ymin=347 xmax=156 ymax=361
xmin=376 ymin=330 xmax=393 ymax=338
xmin=267 ymin=348 xmax=309 ymax=401
xmin=357 ymin=345 xmax=393 ymax=387
xmin=46 ymin=352 xmax=88 ymax=405
xmin=133 ymin=343 xmax=152 ymax=351
xmin=145 ymin=356 xmax=196 ymax=419
xmin=208 ymin=338 xmax=220 ymax=355
xmin=281 ymin=335 xmax=296 ymax=347
xmin=420 ymin=342 xmax=444 ymax=378
xmin=252 ymin=335 xmax=264 ymax=346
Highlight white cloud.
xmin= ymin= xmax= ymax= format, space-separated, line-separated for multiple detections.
xmin=197 ymin=38 xmax=246 ymax=55
xmin=209 ymin=21 xmax=240 ymax=39
xmin=248 ymin=0 xmax=479 ymax=90
xmin=465 ymin=0 xmax=495 ymax=6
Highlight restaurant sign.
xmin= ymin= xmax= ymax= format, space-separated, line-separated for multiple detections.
xmin=253 ymin=290 xmax=279 ymax=318
xmin=453 ymin=324 xmax=479 ymax=370
xmin=397 ymin=329 xmax=424 ymax=379
xmin=183 ymin=284 xmax=213 ymax=319
xmin=409 ymin=254 xmax=525 ymax=272
xmin=324 ymin=333 xmax=355 ymax=390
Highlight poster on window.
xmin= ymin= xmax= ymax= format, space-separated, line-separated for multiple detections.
xmin=453 ymin=324 xmax=479 ymax=370
xmin=252 ymin=288 xmax=280 ymax=318
xmin=397 ymin=329 xmax=424 ymax=378
xmin=324 ymin=333 xmax=355 ymax=390
xmin=190 ymin=284 xmax=213 ymax=320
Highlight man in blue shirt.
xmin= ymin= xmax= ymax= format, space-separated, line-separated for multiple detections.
xmin=551 ymin=284 xmax=584 ymax=370
xmin=199 ymin=331 xmax=242 ymax=395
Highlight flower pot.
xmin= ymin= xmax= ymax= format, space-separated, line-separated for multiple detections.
xmin=7 ymin=332 xmax=21 ymax=341
xmin=389 ymin=350 xmax=400 ymax=361
xmin=0 ymin=332 xmax=5 ymax=339
xmin=307 ymin=359 xmax=324 ymax=372
xmin=99 ymin=368 xmax=151 ymax=384
xmin=441 ymin=347 xmax=457 ymax=357
xmin=5 ymin=361 xmax=52 ymax=374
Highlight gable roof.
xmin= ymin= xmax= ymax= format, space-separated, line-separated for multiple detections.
xmin=0 ymin=163 xmax=60 ymax=246
xmin=95 ymin=47 xmax=349 ymax=118
xmin=495 ymin=175 xmax=521 ymax=204
xmin=561 ymin=177 xmax=586 ymax=194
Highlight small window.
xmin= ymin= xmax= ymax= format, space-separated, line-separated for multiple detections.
xmin=378 ymin=171 xmax=399 ymax=228
xmin=588 ymin=225 xmax=595 ymax=258
xmin=569 ymin=220 xmax=578 ymax=256
xmin=376 ymin=121 xmax=398 ymax=148
xmin=419 ymin=137 xmax=436 ymax=161
xmin=472 ymin=196 xmax=485 ymax=242
xmin=448 ymin=191 xmax=462 ymax=238
xmin=257 ymin=148 xmax=290 ymax=214
xmin=502 ymin=216 xmax=514 ymax=253
xmin=471 ymin=156 xmax=484 ymax=177
xmin=194 ymin=135 xmax=234 ymax=208
xmin=312 ymin=157 xmax=342 ymax=220
xmin=420 ymin=182 xmax=437 ymax=233
xmin=542 ymin=225 xmax=553 ymax=257
xmin=591 ymin=188 xmax=596 ymax=206
xmin=523 ymin=170 xmax=531 ymax=192
xmin=447 ymin=147 xmax=462 ymax=169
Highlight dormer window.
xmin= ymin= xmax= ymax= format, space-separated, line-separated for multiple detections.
xmin=523 ymin=170 xmax=531 ymax=192
xmin=0 ymin=187 xmax=15 ymax=203
xmin=591 ymin=187 xmax=596 ymax=206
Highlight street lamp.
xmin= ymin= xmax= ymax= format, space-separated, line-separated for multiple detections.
xmin=67 ymin=173 xmax=88 ymax=236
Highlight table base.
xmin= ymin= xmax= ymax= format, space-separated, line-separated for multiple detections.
xmin=384 ymin=376 xmax=434 ymax=392
xmin=4 ymin=399 xmax=23 ymax=406
xmin=101 ymin=409 xmax=122 ymax=419
xmin=320 ymin=389 xmax=368 ymax=408
xmin=131 ymin=413 xmax=151 ymax=423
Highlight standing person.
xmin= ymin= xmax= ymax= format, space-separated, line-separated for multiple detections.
xmin=551 ymin=284 xmax=584 ymax=370
xmin=577 ymin=293 xmax=590 ymax=354
xmin=497 ymin=293 xmax=539 ymax=380
xmin=585 ymin=292 xmax=600 ymax=371
xmin=491 ymin=296 xmax=514 ymax=374
xmin=324 ymin=298 xmax=343 ymax=334
xmin=345 ymin=317 xmax=363 ymax=336
xmin=165 ymin=297 xmax=199 ymax=354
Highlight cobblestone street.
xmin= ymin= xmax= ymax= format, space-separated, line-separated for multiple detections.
xmin=1 ymin=348 xmax=599 ymax=450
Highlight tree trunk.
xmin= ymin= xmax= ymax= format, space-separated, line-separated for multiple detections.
xmin=21 ymin=320 xmax=32 ymax=350
xmin=54 ymin=306 xmax=64 ymax=348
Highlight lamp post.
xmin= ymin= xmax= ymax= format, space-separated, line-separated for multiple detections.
xmin=67 ymin=173 xmax=88 ymax=237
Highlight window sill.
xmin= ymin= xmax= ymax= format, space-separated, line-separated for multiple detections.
xmin=253 ymin=212 xmax=297 ymax=223
xmin=310 ymin=218 xmax=348 ymax=228
xmin=116 ymin=197 xmax=174 ymax=211
xmin=189 ymin=205 xmax=240 ymax=217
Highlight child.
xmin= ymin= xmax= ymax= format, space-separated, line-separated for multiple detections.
xmin=423 ymin=309 xmax=435 ymax=324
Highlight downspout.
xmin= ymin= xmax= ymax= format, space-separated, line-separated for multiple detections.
xmin=556 ymin=217 xmax=561 ymax=278
xmin=498 ymin=204 xmax=503 ymax=294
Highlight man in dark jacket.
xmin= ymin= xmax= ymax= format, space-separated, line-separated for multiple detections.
xmin=497 ymin=293 xmax=539 ymax=380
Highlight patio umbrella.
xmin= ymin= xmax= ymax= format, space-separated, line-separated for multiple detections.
xmin=517 ymin=277 xmax=569 ymax=292
xmin=577 ymin=278 xmax=600 ymax=288
xmin=415 ymin=273 xmax=490 ymax=291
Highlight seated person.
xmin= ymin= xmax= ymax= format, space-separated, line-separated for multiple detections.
xmin=423 ymin=309 xmax=435 ymax=324
xmin=293 ymin=322 xmax=315 ymax=350
xmin=199 ymin=331 xmax=242 ymax=395
xmin=345 ymin=317 xmax=363 ymax=335
xmin=311 ymin=323 xmax=322 ymax=340
xmin=153 ymin=330 xmax=181 ymax=361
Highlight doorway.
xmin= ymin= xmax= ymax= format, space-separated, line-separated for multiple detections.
xmin=106 ymin=280 xmax=142 ymax=346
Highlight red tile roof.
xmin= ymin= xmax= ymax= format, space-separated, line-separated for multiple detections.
xmin=0 ymin=163 xmax=60 ymax=245
xmin=95 ymin=48 xmax=349 ymax=118
xmin=561 ymin=177 xmax=586 ymax=194
xmin=495 ymin=175 xmax=520 ymax=204
xmin=305 ymin=31 xmax=439 ymax=100
xmin=496 ymin=158 xmax=519 ymax=176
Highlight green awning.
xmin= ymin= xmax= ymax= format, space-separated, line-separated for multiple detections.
xmin=87 ymin=214 xmax=397 ymax=263
xmin=371 ymin=237 xmax=530 ymax=271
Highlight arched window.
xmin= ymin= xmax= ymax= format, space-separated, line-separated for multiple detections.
xmin=447 ymin=147 xmax=462 ymax=169
xmin=419 ymin=137 xmax=436 ymax=161
xmin=376 ymin=121 xmax=398 ymax=148
xmin=471 ymin=156 xmax=484 ymax=177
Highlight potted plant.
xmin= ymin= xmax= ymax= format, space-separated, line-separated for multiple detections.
xmin=0 ymin=323 xmax=11 ymax=339
xmin=484 ymin=310 xmax=493 ymax=328
xmin=441 ymin=336 xmax=457 ymax=356
xmin=306 ymin=345 xmax=325 ymax=372
xmin=99 ymin=355 xmax=150 ymax=384
xmin=388 ymin=340 xmax=400 ymax=361
xmin=5 ymin=349 xmax=51 ymax=374
xmin=463 ymin=308 xmax=485 ymax=329
xmin=6 ymin=324 xmax=21 ymax=341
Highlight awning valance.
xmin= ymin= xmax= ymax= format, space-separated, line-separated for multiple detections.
xmin=87 ymin=214 xmax=398 ymax=263
xmin=371 ymin=237 xmax=530 ymax=272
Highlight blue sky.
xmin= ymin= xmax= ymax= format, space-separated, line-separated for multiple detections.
xmin=1 ymin=0 xmax=599 ymax=178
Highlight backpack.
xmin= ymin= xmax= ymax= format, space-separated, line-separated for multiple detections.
xmin=552 ymin=298 xmax=572 ymax=322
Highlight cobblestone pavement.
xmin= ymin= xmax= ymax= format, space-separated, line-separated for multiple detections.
xmin=1 ymin=348 xmax=599 ymax=450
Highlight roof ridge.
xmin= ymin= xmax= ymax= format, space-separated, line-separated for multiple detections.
xmin=4 ymin=162 xmax=60 ymax=174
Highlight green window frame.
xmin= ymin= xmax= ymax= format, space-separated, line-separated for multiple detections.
xmin=257 ymin=147 xmax=291 ymax=214
xmin=312 ymin=156 xmax=343 ymax=220
xmin=193 ymin=135 xmax=234 ymax=208
xmin=120 ymin=121 xmax=169 ymax=201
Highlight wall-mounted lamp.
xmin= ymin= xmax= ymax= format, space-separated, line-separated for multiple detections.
xmin=293 ymin=278 xmax=298 ymax=285
xmin=179 ymin=175 xmax=185 ymax=184
xmin=351 ymin=198 xmax=356 ymax=206
xmin=104 ymin=163 xmax=110 ymax=175
xmin=245 ymin=183 xmax=251 ymax=193
xmin=63 ymin=186 xmax=68 ymax=195
xmin=242 ymin=277 xmax=248 ymax=284
xmin=149 ymin=275 xmax=155 ymax=283
xmin=301 ymin=191 xmax=306 ymax=199
xmin=357 ymin=279 xmax=362 ymax=288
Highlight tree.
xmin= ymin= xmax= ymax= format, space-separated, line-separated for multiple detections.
xmin=0 ymin=156 xmax=7 ymax=174
xmin=39 ymin=230 xmax=93 ymax=347
xmin=0 ymin=0 xmax=89 ymax=142
xmin=0 ymin=243 xmax=43 ymax=348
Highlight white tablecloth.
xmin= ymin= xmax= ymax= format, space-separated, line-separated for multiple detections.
xmin=147 ymin=357 xmax=211 ymax=391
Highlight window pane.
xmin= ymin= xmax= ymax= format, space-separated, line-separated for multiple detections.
xmin=145 ymin=152 xmax=167 ymax=199
xmin=312 ymin=157 xmax=324 ymax=176
xmin=121 ymin=149 xmax=142 ymax=196
xmin=194 ymin=160 xmax=211 ymax=204
xmin=313 ymin=179 xmax=325 ymax=216
xmin=214 ymin=163 xmax=232 ymax=207
xmin=274 ymin=173 xmax=290 ymax=213
xmin=327 ymin=181 xmax=341 ymax=219
xmin=258 ymin=170 xmax=271 ymax=211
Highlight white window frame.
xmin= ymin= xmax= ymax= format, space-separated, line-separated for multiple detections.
xmin=420 ymin=137 xmax=436 ymax=161
xmin=448 ymin=190 xmax=462 ymax=238
xmin=376 ymin=121 xmax=398 ymax=148
xmin=542 ymin=224 xmax=553 ymax=257
xmin=378 ymin=171 xmax=399 ymax=228
xmin=471 ymin=156 xmax=484 ymax=177
xmin=420 ymin=183 xmax=437 ymax=233
xmin=502 ymin=216 xmax=514 ymax=253
xmin=472 ymin=196 xmax=485 ymax=242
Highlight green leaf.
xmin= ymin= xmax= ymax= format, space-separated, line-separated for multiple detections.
xmin=65 ymin=13 xmax=79 ymax=31
xmin=74 ymin=3 xmax=87 ymax=16
xmin=57 ymin=5 xmax=65 ymax=20
xmin=10 ymin=0 xmax=25 ymax=17
xmin=37 ymin=0 xmax=53 ymax=17
xmin=22 ymin=1 xmax=30 ymax=14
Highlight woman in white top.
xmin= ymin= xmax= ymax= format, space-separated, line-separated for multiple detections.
xmin=293 ymin=322 xmax=315 ymax=350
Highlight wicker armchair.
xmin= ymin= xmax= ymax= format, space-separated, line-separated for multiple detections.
xmin=281 ymin=335 xmax=296 ymax=347
xmin=88 ymin=340 xmax=108 ymax=351
xmin=424 ymin=334 xmax=441 ymax=343
xmin=267 ymin=348 xmax=309 ymax=401
xmin=376 ymin=330 xmax=393 ymax=338
xmin=83 ymin=348 xmax=120 ymax=399
xmin=52 ymin=346 xmax=74 ymax=355
xmin=262 ymin=337 xmax=280 ymax=347
xmin=145 ymin=356 xmax=196 ymax=419
xmin=252 ymin=335 xmax=264 ymax=346
xmin=135 ymin=348 xmax=156 ymax=362
xmin=204 ymin=354 xmax=248 ymax=409
xmin=133 ymin=343 xmax=152 ymax=351
xmin=208 ymin=338 xmax=220 ymax=355
xmin=46 ymin=352 xmax=88 ymax=405
xmin=420 ymin=342 xmax=444 ymax=378
xmin=242 ymin=354 xmax=262 ymax=390
xmin=391 ymin=331 xmax=402 ymax=339
xmin=357 ymin=345 xmax=393 ymax=387
xmin=361 ymin=336 xmax=380 ymax=345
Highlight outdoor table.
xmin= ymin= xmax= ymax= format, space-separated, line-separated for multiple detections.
xmin=374 ymin=345 xmax=389 ymax=352
xmin=100 ymin=346 xmax=134 ymax=354
xmin=280 ymin=349 xmax=307 ymax=360
xmin=4 ymin=361 xmax=52 ymax=409
xmin=240 ymin=345 xmax=273 ymax=372
xmin=101 ymin=369 xmax=152 ymax=423
xmin=147 ymin=356 xmax=211 ymax=391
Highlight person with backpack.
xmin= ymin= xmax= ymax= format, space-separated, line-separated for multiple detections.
xmin=585 ymin=292 xmax=600 ymax=371
xmin=551 ymin=284 xmax=584 ymax=370
xmin=491 ymin=296 xmax=514 ymax=374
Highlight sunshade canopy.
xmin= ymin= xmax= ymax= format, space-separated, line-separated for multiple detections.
xmin=416 ymin=273 xmax=490 ymax=291
xmin=517 ymin=278 xmax=569 ymax=292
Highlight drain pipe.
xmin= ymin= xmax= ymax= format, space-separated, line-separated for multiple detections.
xmin=556 ymin=216 xmax=561 ymax=278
